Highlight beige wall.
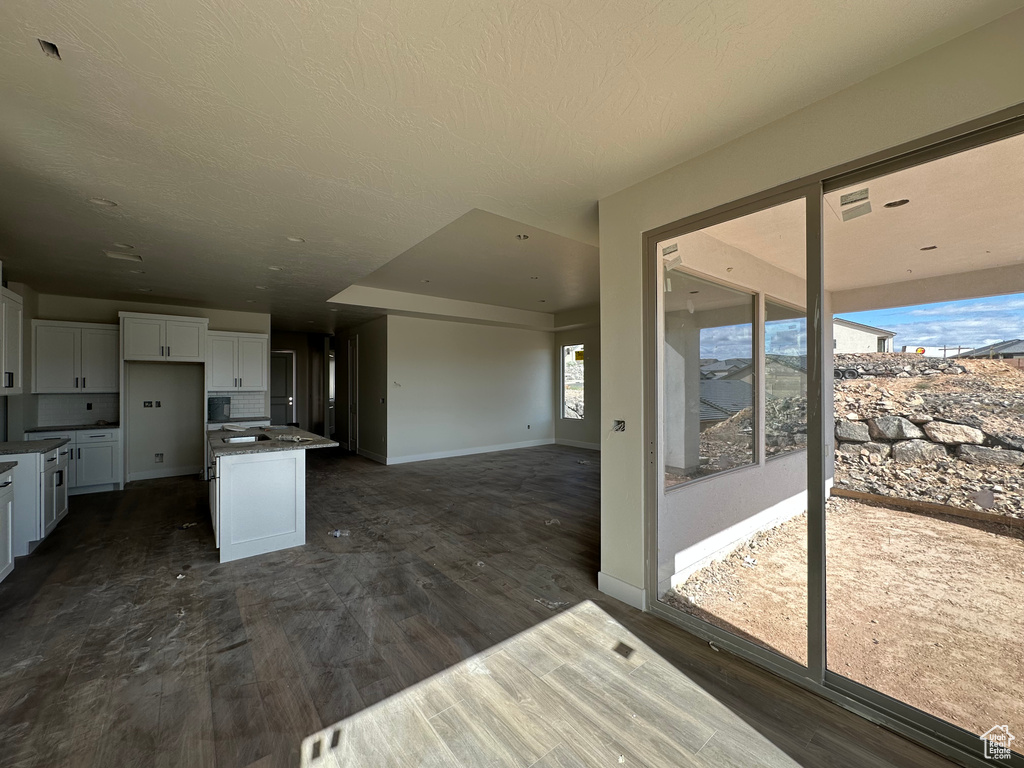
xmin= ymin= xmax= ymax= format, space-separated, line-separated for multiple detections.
xmin=387 ymin=315 xmax=555 ymax=463
xmin=354 ymin=316 xmax=388 ymax=462
xmin=554 ymin=324 xmax=601 ymax=449
xmin=598 ymin=10 xmax=1024 ymax=594
xmin=833 ymin=322 xmax=890 ymax=353
xmin=36 ymin=294 xmax=270 ymax=333
xmin=126 ymin=362 xmax=204 ymax=479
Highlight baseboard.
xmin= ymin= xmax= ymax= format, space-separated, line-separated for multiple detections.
xmin=357 ymin=448 xmax=387 ymax=464
xmin=386 ymin=438 xmax=555 ymax=466
xmin=555 ymin=439 xmax=601 ymax=451
xmin=127 ymin=465 xmax=203 ymax=482
xmin=69 ymin=483 xmax=120 ymax=496
xmin=598 ymin=571 xmax=647 ymax=611
xmin=335 ymin=440 xmax=349 ymax=450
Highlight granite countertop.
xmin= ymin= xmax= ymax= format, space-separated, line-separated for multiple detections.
xmin=208 ymin=416 xmax=271 ymax=424
xmin=0 ymin=461 xmax=17 ymax=474
xmin=208 ymin=426 xmax=338 ymax=459
xmin=25 ymin=423 xmax=120 ymax=433
xmin=0 ymin=438 xmax=71 ymax=455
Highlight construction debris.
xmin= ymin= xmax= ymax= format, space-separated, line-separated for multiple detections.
xmin=328 ymin=529 xmax=349 ymax=538
xmin=534 ymin=598 xmax=569 ymax=611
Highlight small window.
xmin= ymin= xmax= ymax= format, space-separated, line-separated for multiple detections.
xmin=562 ymin=344 xmax=584 ymax=419
xmin=876 ymin=337 xmax=886 ymax=353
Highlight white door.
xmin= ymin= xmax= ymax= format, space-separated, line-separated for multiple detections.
xmin=123 ymin=317 xmax=165 ymax=360
xmin=77 ymin=443 xmax=117 ymax=486
xmin=2 ymin=294 xmax=23 ymax=394
xmin=207 ymin=334 xmax=238 ymax=390
xmin=80 ymin=328 xmax=120 ymax=392
xmin=34 ymin=325 xmax=80 ymax=392
xmin=237 ymin=337 xmax=267 ymax=390
xmin=41 ymin=467 xmax=57 ymax=536
xmin=165 ymin=320 xmax=204 ymax=362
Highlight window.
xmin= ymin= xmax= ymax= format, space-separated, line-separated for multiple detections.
xmin=561 ymin=344 xmax=584 ymax=419
xmin=663 ymin=270 xmax=756 ymax=488
xmin=765 ymin=300 xmax=807 ymax=458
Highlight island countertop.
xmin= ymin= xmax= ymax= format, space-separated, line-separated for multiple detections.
xmin=0 ymin=438 xmax=71 ymax=456
xmin=208 ymin=426 xmax=338 ymax=459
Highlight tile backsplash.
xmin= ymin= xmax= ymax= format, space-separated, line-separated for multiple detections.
xmin=207 ymin=391 xmax=268 ymax=419
xmin=38 ymin=394 xmax=119 ymax=427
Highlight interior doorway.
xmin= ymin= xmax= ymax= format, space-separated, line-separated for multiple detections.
xmin=347 ymin=337 xmax=358 ymax=452
xmin=270 ymin=350 xmax=296 ymax=425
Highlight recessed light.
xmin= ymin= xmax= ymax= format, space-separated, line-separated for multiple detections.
xmin=307 ymin=321 xmax=314 ymax=324
xmin=907 ymin=269 xmax=913 ymax=274
xmin=329 ymin=308 xmax=338 ymax=312
xmin=689 ymin=290 xmax=700 ymax=295
xmin=137 ymin=288 xmax=152 ymax=293
xmin=245 ymin=300 xmax=256 ymax=303
xmin=268 ymin=266 xmax=283 ymax=271
xmin=112 ymin=242 xmax=134 ymax=250
xmin=104 ymin=251 xmax=142 ymax=262
xmin=538 ymin=299 xmax=546 ymax=303
xmin=884 ymin=199 xmax=910 ymax=208
xmin=529 ymin=276 xmax=539 ymax=280
xmin=255 ymin=285 xmax=268 ymax=290
xmin=130 ymin=269 xmax=145 ymax=274
xmin=88 ymin=198 xmax=117 ymax=207
xmin=286 ymin=236 xmax=305 ymax=243
xmin=38 ymin=39 xmax=61 ymax=60
xmin=920 ymin=245 xmax=937 ymax=251
xmin=420 ymin=279 xmax=431 ymax=283
xmin=515 ymin=234 xmax=529 ymax=241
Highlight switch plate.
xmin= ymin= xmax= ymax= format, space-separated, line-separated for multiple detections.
xmin=155 ymin=401 xmax=161 ymax=407
xmin=144 ymin=401 xmax=153 ymax=408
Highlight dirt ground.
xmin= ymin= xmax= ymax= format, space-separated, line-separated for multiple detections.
xmin=665 ymin=498 xmax=1024 ymax=738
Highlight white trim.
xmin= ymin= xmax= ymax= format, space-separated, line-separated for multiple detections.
xmin=555 ymin=439 xmax=600 ymax=451
xmin=387 ymin=438 xmax=555 ymax=465
xmin=128 ymin=465 xmax=202 ymax=482
xmin=357 ymin=448 xmax=387 ymax=464
xmin=598 ymin=571 xmax=646 ymax=610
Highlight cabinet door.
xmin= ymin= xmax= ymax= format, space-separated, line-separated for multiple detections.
xmin=0 ymin=492 xmax=13 ymax=583
xmin=81 ymin=328 xmax=120 ymax=392
xmin=2 ymin=294 xmax=23 ymax=395
xmin=77 ymin=443 xmax=117 ymax=487
xmin=55 ymin=465 xmax=69 ymax=522
xmin=58 ymin=444 xmax=77 ymax=488
xmin=165 ymin=321 xmax=205 ymax=362
xmin=207 ymin=334 xmax=238 ymax=390
xmin=123 ymin=317 xmax=165 ymax=360
xmin=210 ymin=475 xmax=220 ymax=548
xmin=237 ymin=337 xmax=268 ymax=390
xmin=33 ymin=325 xmax=81 ymax=392
xmin=41 ymin=468 xmax=57 ymax=537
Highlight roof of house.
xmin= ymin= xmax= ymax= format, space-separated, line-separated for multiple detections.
xmin=833 ymin=317 xmax=897 ymax=338
xmin=956 ymin=339 xmax=1024 ymax=358
xmin=699 ymin=379 xmax=752 ymax=421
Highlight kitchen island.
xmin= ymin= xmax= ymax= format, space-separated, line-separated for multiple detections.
xmin=208 ymin=426 xmax=337 ymax=563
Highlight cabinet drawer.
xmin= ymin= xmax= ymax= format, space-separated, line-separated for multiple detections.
xmin=77 ymin=430 xmax=117 ymax=442
xmin=43 ymin=448 xmax=60 ymax=466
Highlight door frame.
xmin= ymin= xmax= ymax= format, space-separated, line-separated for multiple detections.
xmin=642 ymin=102 xmax=1024 ymax=768
xmin=347 ymin=337 xmax=358 ymax=452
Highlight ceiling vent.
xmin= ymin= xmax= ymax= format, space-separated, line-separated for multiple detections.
xmin=841 ymin=202 xmax=872 ymax=222
xmin=38 ymin=39 xmax=61 ymax=60
xmin=839 ymin=188 xmax=868 ymax=206
xmin=104 ymin=251 xmax=142 ymax=262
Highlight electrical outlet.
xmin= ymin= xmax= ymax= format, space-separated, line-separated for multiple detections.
xmin=155 ymin=453 xmax=164 ymax=463
xmin=527 ymin=424 xmax=531 ymax=429
xmin=155 ymin=401 xmax=161 ymax=407
xmin=144 ymin=401 xmax=153 ymax=408
xmin=86 ymin=402 xmax=93 ymax=411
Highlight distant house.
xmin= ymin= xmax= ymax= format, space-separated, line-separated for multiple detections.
xmin=699 ymin=379 xmax=752 ymax=430
xmin=833 ymin=318 xmax=897 ymax=353
xmin=956 ymin=339 xmax=1024 ymax=359
xmin=700 ymin=358 xmax=751 ymax=379
xmin=720 ymin=355 xmax=806 ymax=398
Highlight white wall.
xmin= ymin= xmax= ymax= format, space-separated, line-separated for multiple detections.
xmin=833 ymin=322 xmax=889 ymax=353
xmin=126 ymin=362 xmax=204 ymax=480
xmin=598 ymin=9 xmax=1024 ymax=598
xmin=354 ymin=316 xmax=388 ymax=462
xmin=386 ymin=315 xmax=555 ymax=463
xmin=554 ymin=323 xmax=601 ymax=450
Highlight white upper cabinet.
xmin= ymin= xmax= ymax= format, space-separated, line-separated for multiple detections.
xmin=32 ymin=321 xmax=119 ymax=394
xmin=121 ymin=313 xmax=208 ymax=362
xmin=237 ymin=336 xmax=268 ymax=391
xmin=207 ymin=332 xmax=267 ymax=391
xmin=80 ymin=328 xmax=119 ymax=392
xmin=1 ymin=289 xmax=23 ymax=395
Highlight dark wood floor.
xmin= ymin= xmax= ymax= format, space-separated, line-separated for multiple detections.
xmin=0 ymin=445 xmax=959 ymax=767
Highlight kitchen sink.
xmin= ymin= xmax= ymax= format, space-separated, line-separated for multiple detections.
xmin=222 ymin=434 xmax=272 ymax=444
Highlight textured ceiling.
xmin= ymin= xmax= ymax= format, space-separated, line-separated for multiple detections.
xmin=0 ymin=1 xmax=1019 ymax=331
xmin=702 ymin=131 xmax=1024 ymax=292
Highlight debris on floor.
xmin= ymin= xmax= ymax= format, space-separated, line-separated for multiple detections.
xmin=175 ymin=573 xmax=186 ymax=580
xmin=577 ymin=460 xmax=591 ymax=465
xmin=475 ymin=561 xmax=486 ymax=567
xmin=179 ymin=522 xmax=198 ymax=530
xmin=328 ymin=529 xmax=350 ymax=538
xmin=742 ymin=555 xmax=757 ymax=568
xmin=534 ymin=598 xmax=569 ymax=610
xmin=544 ymin=518 xmax=561 ymax=526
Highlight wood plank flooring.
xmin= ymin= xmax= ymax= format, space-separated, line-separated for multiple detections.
xmin=0 ymin=445 xmax=960 ymax=767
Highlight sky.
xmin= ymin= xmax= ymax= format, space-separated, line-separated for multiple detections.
xmin=697 ymin=293 xmax=1024 ymax=359
xmin=840 ymin=293 xmax=1024 ymax=353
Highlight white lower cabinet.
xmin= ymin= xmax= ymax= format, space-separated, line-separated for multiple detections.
xmin=0 ymin=469 xmax=15 ymax=583
xmin=25 ymin=429 xmax=123 ymax=494
xmin=9 ymin=443 xmax=70 ymax=557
